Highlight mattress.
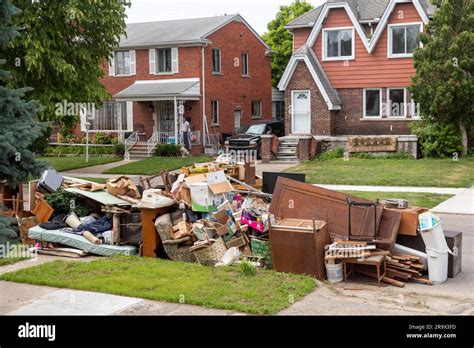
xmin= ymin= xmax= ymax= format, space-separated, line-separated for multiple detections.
xmin=29 ymin=226 xmax=137 ymax=257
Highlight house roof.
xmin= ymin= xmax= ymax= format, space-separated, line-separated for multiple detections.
xmin=296 ymin=45 xmax=341 ymax=108
xmin=286 ymin=0 xmax=435 ymax=28
xmin=119 ymin=14 xmax=270 ymax=50
xmin=114 ymin=78 xmax=200 ymax=101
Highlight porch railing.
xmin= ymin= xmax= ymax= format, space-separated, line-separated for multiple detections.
xmin=124 ymin=131 xmax=138 ymax=159
xmin=147 ymin=132 xmax=159 ymax=155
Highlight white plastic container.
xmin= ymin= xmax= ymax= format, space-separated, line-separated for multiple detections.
xmin=325 ymin=261 xmax=343 ymax=283
xmin=426 ymin=248 xmax=448 ymax=284
xmin=420 ymin=223 xmax=450 ymax=252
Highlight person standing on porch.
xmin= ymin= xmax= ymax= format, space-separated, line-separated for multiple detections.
xmin=182 ymin=117 xmax=191 ymax=151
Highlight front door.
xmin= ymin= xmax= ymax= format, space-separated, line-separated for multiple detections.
xmin=292 ymin=91 xmax=311 ymax=134
xmin=234 ymin=110 xmax=241 ymax=132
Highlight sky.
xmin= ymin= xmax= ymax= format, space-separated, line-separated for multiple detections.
xmin=126 ymin=0 xmax=326 ymax=35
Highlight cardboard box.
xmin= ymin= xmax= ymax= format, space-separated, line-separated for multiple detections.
xmin=207 ymin=171 xmax=234 ymax=194
xmin=189 ymin=183 xmax=225 ymax=213
xmin=386 ymin=206 xmax=428 ymax=236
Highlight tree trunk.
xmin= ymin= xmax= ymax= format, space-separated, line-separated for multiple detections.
xmin=459 ymin=122 xmax=468 ymax=157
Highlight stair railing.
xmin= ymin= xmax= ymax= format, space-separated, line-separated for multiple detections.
xmin=124 ymin=131 xmax=138 ymax=160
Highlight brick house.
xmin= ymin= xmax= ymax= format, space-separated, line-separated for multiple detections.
xmin=82 ymin=14 xmax=273 ymax=156
xmin=274 ymin=0 xmax=436 ymax=160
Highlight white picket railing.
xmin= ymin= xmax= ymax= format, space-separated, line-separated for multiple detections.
xmin=147 ymin=132 xmax=159 ymax=155
xmin=124 ymin=132 xmax=138 ymax=159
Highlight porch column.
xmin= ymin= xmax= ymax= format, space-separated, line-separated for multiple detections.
xmin=174 ymin=97 xmax=178 ymax=145
xmin=177 ymin=100 xmax=184 ymax=145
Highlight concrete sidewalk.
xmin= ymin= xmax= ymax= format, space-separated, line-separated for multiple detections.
xmin=61 ymin=159 xmax=136 ymax=176
xmin=315 ymin=184 xmax=465 ymax=195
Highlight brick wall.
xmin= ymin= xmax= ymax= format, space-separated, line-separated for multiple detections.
xmin=205 ymin=20 xmax=272 ymax=138
xmin=284 ymin=61 xmax=333 ymax=136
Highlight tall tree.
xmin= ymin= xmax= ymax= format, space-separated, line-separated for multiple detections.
xmin=0 ymin=0 xmax=44 ymax=249
xmin=263 ymin=0 xmax=314 ymax=87
xmin=410 ymin=0 xmax=474 ymax=156
xmin=6 ymin=0 xmax=130 ymax=132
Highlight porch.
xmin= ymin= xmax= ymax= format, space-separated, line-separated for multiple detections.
xmin=114 ymin=79 xmax=204 ymax=159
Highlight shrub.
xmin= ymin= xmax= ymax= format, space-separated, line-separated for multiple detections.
xmin=94 ymin=132 xmax=113 ymax=145
xmin=318 ymin=147 xmax=345 ymax=161
xmin=156 ymin=144 xmax=181 ymax=157
xmin=352 ymin=152 xmax=375 ymax=159
xmin=410 ymin=121 xmax=463 ymax=158
xmin=44 ymin=189 xmax=92 ymax=217
xmin=114 ymin=143 xmax=125 ymax=157
xmin=44 ymin=145 xmax=116 ymax=156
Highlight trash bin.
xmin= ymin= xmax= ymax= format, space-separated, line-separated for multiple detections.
xmin=426 ymin=248 xmax=448 ymax=284
xmin=419 ymin=212 xmax=450 ymax=284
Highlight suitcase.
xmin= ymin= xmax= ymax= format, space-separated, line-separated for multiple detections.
xmin=38 ymin=170 xmax=63 ymax=194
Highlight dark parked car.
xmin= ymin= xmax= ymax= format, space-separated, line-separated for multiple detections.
xmin=224 ymin=121 xmax=285 ymax=158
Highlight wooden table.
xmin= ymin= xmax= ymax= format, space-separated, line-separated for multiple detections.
xmin=343 ymin=255 xmax=387 ymax=287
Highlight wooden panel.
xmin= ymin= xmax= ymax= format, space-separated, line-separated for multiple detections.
xmin=269 ymin=220 xmax=330 ymax=280
xmin=293 ymin=28 xmax=312 ymax=52
xmin=385 ymin=206 xmax=428 ymax=236
xmin=269 ymin=177 xmax=382 ymax=241
xmin=377 ymin=208 xmax=402 ymax=250
xmin=313 ymin=4 xmax=423 ymax=88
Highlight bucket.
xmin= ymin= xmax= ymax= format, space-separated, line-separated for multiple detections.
xmin=426 ymin=248 xmax=448 ymax=285
xmin=64 ymin=212 xmax=82 ymax=229
xmin=325 ymin=260 xmax=343 ymax=283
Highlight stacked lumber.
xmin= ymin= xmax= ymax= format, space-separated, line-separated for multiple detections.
xmin=386 ymin=255 xmax=433 ymax=286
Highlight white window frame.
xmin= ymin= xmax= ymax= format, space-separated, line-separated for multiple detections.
xmin=322 ymin=27 xmax=355 ymax=61
xmin=242 ymin=52 xmax=249 ymax=76
xmin=211 ymin=100 xmax=219 ymax=125
xmin=410 ymin=95 xmax=421 ymax=119
xmin=363 ymin=88 xmax=383 ymax=119
xmin=388 ymin=22 xmax=423 ymax=59
xmin=387 ymin=87 xmax=408 ymax=118
xmin=114 ymin=50 xmax=132 ymax=76
xmin=156 ymin=47 xmax=173 ymax=74
xmin=291 ymin=90 xmax=311 ymax=134
xmin=212 ymin=48 xmax=221 ymax=74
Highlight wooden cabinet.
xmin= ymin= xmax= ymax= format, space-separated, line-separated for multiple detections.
xmin=269 ymin=219 xmax=330 ymax=280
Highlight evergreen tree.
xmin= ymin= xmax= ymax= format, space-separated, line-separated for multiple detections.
xmin=410 ymin=0 xmax=474 ymax=156
xmin=0 ymin=0 xmax=46 ymax=248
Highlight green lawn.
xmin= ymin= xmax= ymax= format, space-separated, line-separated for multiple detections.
xmin=0 ymin=257 xmax=30 ymax=267
xmin=39 ymin=157 xmax=122 ymax=172
xmin=341 ymin=191 xmax=453 ymax=209
xmin=104 ymin=156 xmax=212 ymax=175
xmin=0 ymin=257 xmax=316 ymax=315
xmin=288 ymin=157 xmax=474 ymax=188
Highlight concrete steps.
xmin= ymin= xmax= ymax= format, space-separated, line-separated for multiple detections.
xmin=273 ymin=137 xmax=300 ymax=163
xmin=127 ymin=142 xmax=155 ymax=160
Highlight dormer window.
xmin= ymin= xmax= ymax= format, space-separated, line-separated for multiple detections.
xmin=388 ymin=23 xmax=422 ymax=58
xmin=323 ymin=27 xmax=355 ymax=61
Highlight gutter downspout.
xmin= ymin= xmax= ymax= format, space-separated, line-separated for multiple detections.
xmin=202 ymin=44 xmax=208 ymax=147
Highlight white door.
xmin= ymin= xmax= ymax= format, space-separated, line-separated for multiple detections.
xmin=292 ymin=91 xmax=311 ymax=134
xmin=234 ymin=110 xmax=241 ymax=131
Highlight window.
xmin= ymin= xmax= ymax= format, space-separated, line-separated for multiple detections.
xmin=363 ymin=89 xmax=382 ymax=118
xmin=242 ymin=52 xmax=249 ymax=76
xmin=211 ymin=100 xmax=219 ymax=125
xmin=115 ymin=51 xmax=130 ymax=75
xmin=87 ymin=101 xmax=130 ymax=131
xmin=251 ymin=100 xmax=262 ymax=118
xmin=389 ymin=24 xmax=421 ymax=58
xmin=410 ymin=94 xmax=421 ymax=119
xmin=157 ymin=48 xmax=172 ymax=73
xmin=212 ymin=48 xmax=221 ymax=73
xmin=388 ymin=88 xmax=407 ymax=117
xmin=323 ymin=28 xmax=354 ymax=60
xmin=272 ymin=101 xmax=285 ymax=121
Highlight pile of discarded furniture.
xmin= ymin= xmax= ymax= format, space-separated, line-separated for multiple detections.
xmin=2 ymin=155 xmax=461 ymax=289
